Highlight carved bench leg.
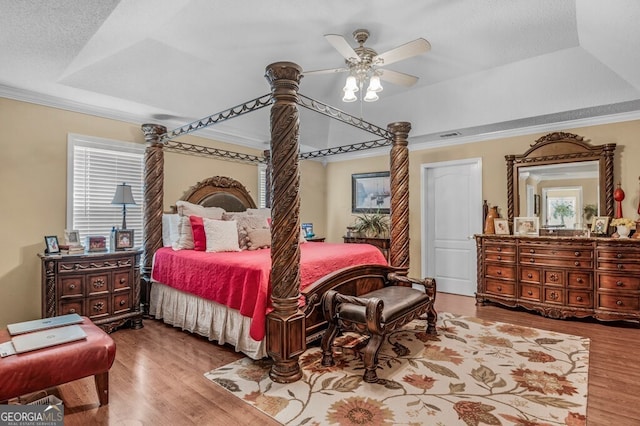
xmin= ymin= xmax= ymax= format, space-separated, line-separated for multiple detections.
xmin=426 ymin=305 xmax=438 ymax=335
xmin=362 ymin=334 xmax=384 ymax=383
xmin=320 ymin=323 xmax=339 ymax=366
xmin=94 ymin=371 xmax=109 ymax=406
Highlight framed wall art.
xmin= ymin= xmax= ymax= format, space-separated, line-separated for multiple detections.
xmin=514 ymin=217 xmax=539 ymax=236
xmin=352 ymin=171 xmax=391 ymax=214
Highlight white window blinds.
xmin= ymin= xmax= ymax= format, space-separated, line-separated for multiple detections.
xmin=67 ymin=134 xmax=145 ymax=247
xmin=258 ymin=163 xmax=267 ymax=208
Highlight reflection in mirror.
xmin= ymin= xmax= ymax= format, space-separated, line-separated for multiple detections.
xmin=518 ymin=161 xmax=599 ymax=229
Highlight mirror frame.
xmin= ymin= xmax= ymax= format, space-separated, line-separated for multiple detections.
xmin=506 ymin=132 xmax=616 ymax=222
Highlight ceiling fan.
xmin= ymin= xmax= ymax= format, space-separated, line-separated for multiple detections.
xmin=304 ymin=29 xmax=431 ymax=102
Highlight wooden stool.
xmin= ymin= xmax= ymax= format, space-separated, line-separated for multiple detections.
xmin=0 ymin=317 xmax=116 ymax=405
xmin=321 ymin=274 xmax=437 ymax=383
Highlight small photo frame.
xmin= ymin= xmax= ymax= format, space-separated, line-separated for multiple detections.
xmin=494 ymin=218 xmax=510 ymax=235
xmin=301 ymin=223 xmax=314 ymax=238
xmin=86 ymin=236 xmax=107 ymax=252
xmin=44 ymin=235 xmax=60 ymax=254
xmin=64 ymin=229 xmax=81 ymax=246
xmin=514 ymin=217 xmax=540 ymax=236
xmin=114 ymin=229 xmax=134 ymax=250
xmin=591 ymin=216 xmax=610 ymax=234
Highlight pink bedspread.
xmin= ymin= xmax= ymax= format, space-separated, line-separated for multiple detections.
xmin=151 ymin=242 xmax=387 ymax=340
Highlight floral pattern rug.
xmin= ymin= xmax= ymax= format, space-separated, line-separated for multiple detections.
xmin=205 ymin=312 xmax=589 ymax=425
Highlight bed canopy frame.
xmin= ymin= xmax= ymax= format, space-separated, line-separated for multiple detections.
xmin=140 ymin=62 xmax=412 ymax=383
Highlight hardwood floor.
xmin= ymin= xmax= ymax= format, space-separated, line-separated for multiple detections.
xmin=29 ymin=293 xmax=640 ymax=425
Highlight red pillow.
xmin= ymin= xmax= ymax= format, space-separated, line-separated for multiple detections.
xmin=189 ymin=215 xmax=206 ymax=251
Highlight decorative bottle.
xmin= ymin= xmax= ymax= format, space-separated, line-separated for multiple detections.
xmin=484 ymin=206 xmax=499 ymax=234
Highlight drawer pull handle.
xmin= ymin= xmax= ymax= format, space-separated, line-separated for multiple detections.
xmin=617 ymin=264 xmax=624 ymax=270
xmin=527 ymin=273 xmax=533 ymax=279
xmin=69 ymin=284 xmax=76 ymax=290
xmin=497 ymin=247 xmax=502 ymax=252
xmin=616 ymin=281 xmax=624 ymax=287
xmin=497 ymin=286 xmax=502 ymax=291
xmin=576 ymin=296 xmax=583 ymax=302
xmin=497 ymin=255 xmax=502 ymax=260
xmin=119 ymin=300 xmax=126 ymax=306
xmin=529 ymin=258 xmax=535 ymax=263
xmin=69 ymin=308 xmax=76 ymax=314
xmin=574 ymin=261 xmax=580 ymax=266
xmin=93 ymin=302 xmax=105 ymax=311
xmin=617 ymin=253 xmax=623 ymax=259
xmin=529 ymin=249 xmax=535 ymax=254
xmin=496 ymin=270 xmax=502 ymax=275
xmin=576 ymin=278 xmax=583 ymax=284
xmin=527 ymin=290 xmax=533 ymax=296
xmin=616 ymin=300 xmax=623 ymax=306
xmin=574 ymin=251 xmax=580 ymax=257
xmin=120 ymin=278 xmax=126 ymax=284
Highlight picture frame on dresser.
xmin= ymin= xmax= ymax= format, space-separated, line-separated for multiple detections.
xmin=114 ymin=229 xmax=134 ymax=250
xmin=514 ymin=217 xmax=539 ymax=236
xmin=64 ymin=229 xmax=81 ymax=246
xmin=591 ymin=216 xmax=610 ymax=234
xmin=44 ymin=236 xmax=60 ymax=254
xmin=494 ymin=218 xmax=510 ymax=235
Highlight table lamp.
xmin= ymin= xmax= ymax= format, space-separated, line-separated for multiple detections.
xmin=111 ymin=183 xmax=136 ymax=229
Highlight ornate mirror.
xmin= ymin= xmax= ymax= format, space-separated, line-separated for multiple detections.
xmin=506 ymin=132 xmax=616 ymax=233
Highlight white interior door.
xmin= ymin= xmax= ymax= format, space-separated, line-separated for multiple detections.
xmin=421 ymin=158 xmax=482 ymax=296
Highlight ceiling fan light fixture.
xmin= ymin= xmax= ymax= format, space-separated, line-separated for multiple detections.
xmin=367 ymin=75 xmax=383 ymax=92
xmin=363 ymin=90 xmax=379 ymax=102
xmin=343 ymin=89 xmax=357 ymax=102
xmin=343 ymin=75 xmax=359 ymax=92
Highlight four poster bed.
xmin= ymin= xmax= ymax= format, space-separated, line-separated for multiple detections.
xmin=140 ymin=62 xmax=436 ymax=383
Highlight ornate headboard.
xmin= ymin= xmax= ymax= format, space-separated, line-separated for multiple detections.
xmin=177 ymin=176 xmax=257 ymax=212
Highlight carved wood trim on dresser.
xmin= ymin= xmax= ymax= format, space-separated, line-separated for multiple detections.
xmin=39 ymin=249 xmax=143 ymax=333
xmin=476 ymin=235 xmax=640 ymax=323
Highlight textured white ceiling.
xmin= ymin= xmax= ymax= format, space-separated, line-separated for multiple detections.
xmin=1 ymin=0 xmax=639 ymax=153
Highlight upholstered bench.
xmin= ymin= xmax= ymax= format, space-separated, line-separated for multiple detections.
xmin=321 ymin=273 xmax=437 ymax=383
xmin=0 ymin=317 xmax=116 ymax=405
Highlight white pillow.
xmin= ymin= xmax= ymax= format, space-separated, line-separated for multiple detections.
xmin=162 ymin=214 xmax=180 ymax=247
xmin=204 ymin=218 xmax=241 ymax=253
xmin=172 ymin=215 xmax=195 ymax=250
xmin=246 ymin=208 xmax=271 ymax=218
xmin=176 ymin=200 xmax=225 ymax=220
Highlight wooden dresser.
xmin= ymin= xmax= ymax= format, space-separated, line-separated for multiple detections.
xmin=343 ymin=236 xmax=391 ymax=262
xmin=39 ymin=249 xmax=143 ymax=332
xmin=476 ymin=235 xmax=640 ymax=322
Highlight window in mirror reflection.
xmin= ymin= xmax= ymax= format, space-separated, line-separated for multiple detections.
xmin=543 ymin=187 xmax=581 ymax=229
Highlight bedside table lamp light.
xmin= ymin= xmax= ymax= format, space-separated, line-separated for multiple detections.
xmin=111 ymin=183 xmax=136 ymax=229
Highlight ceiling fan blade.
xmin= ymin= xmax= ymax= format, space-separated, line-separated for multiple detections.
xmin=374 ymin=38 xmax=431 ymax=66
xmin=303 ymin=67 xmax=348 ymax=76
xmin=324 ymin=34 xmax=360 ymax=61
xmin=378 ymin=68 xmax=419 ymax=87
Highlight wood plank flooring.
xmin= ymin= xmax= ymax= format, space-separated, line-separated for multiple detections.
xmin=28 ymin=293 xmax=640 ymax=425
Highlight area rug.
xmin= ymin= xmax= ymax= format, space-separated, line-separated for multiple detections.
xmin=205 ymin=312 xmax=589 ymax=425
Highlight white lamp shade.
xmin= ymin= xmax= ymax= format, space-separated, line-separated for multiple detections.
xmin=111 ymin=183 xmax=136 ymax=205
xmin=363 ymin=90 xmax=379 ymax=102
xmin=343 ymin=75 xmax=359 ymax=92
xmin=342 ymin=89 xmax=357 ymax=102
xmin=367 ymin=75 xmax=383 ymax=92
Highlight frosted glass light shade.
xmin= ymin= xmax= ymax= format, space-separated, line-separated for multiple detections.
xmin=343 ymin=75 xmax=359 ymax=92
xmin=342 ymin=89 xmax=357 ymax=102
xmin=363 ymin=90 xmax=379 ymax=102
xmin=367 ymin=75 xmax=383 ymax=92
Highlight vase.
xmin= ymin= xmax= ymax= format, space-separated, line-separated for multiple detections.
xmin=484 ymin=206 xmax=499 ymax=234
xmin=617 ymin=225 xmax=630 ymax=238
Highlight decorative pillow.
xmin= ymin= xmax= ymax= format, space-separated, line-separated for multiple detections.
xmin=222 ymin=211 xmax=247 ymax=221
xmin=172 ymin=215 xmax=195 ymax=250
xmin=246 ymin=208 xmax=271 ymax=218
xmin=204 ymin=218 xmax=240 ymax=253
xmin=246 ymin=227 xmax=271 ymax=250
xmin=189 ymin=216 xmax=206 ymax=251
xmin=235 ymin=215 xmax=270 ymax=250
xmin=176 ymin=200 xmax=225 ymax=220
xmin=162 ymin=214 xmax=180 ymax=247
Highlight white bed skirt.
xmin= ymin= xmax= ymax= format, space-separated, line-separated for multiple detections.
xmin=149 ymin=282 xmax=267 ymax=360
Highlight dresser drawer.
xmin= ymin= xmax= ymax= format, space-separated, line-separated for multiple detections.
xmin=485 ymin=264 xmax=516 ymax=280
xmin=522 ymin=256 xmax=593 ymax=268
xmin=519 ymin=284 xmax=541 ymax=301
xmin=113 ymin=292 xmax=132 ymax=314
xmin=567 ymin=272 xmax=592 ymax=288
xmin=59 ymin=276 xmax=83 ymax=297
xmin=521 ymin=246 xmax=592 ymax=259
xmin=567 ymin=290 xmax=592 ymax=308
xmin=543 ymin=270 xmax=564 ymax=286
xmin=58 ymin=299 xmax=84 ymax=316
xmin=114 ymin=270 xmax=131 ymax=290
xmin=484 ymin=242 xmax=516 ymax=255
xmin=87 ymin=273 xmax=110 ymax=295
xmin=485 ymin=279 xmax=515 ymax=296
xmin=87 ymin=296 xmax=110 ymax=319
xmin=597 ymin=248 xmax=640 ymax=261
xmin=543 ymin=287 xmax=564 ymax=304
xmin=485 ymin=252 xmax=515 ymax=262
xmin=520 ymin=267 xmax=541 ymax=283
xmin=597 ymin=261 xmax=640 ymax=273
xmin=597 ymin=294 xmax=640 ymax=311
xmin=598 ymin=274 xmax=640 ymax=291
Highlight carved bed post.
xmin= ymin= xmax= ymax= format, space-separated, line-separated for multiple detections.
xmin=602 ymin=144 xmax=616 ymax=218
xmin=505 ymin=154 xmax=515 ymax=222
xmin=388 ymin=122 xmax=411 ymax=272
xmin=263 ymin=149 xmax=272 ymax=208
xmin=264 ymin=62 xmax=305 ymax=383
xmin=141 ymin=123 xmax=166 ymax=314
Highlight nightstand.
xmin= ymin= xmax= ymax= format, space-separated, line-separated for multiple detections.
xmin=39 ymin=249 xmax=143 ymax=333
xmin=306 ymin=237 xmax=325 ymax=242
xmin=343 ymin=236 xmax=390 ymax=261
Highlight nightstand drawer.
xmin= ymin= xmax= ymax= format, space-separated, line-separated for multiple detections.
xmin=58 ymin=299 xmax=84 ymax=316
xmin=87 ymin=273 xmax=109 ymax=295
xmin=60 ymin=276 xmax=83 ymax=297
xmin=113 ymin=292 xmax=132 ymax=314
xmin=114 ymin=271 xmax=131 ymax=290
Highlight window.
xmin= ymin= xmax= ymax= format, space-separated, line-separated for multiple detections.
xmin=258 ymin=163 xmax=267 ymax=208
xmin=67 ymin=134 xmax=145 ymax=247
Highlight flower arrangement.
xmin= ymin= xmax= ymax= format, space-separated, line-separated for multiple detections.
xmin=611 ymin=217 xmax=635 ymax=228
